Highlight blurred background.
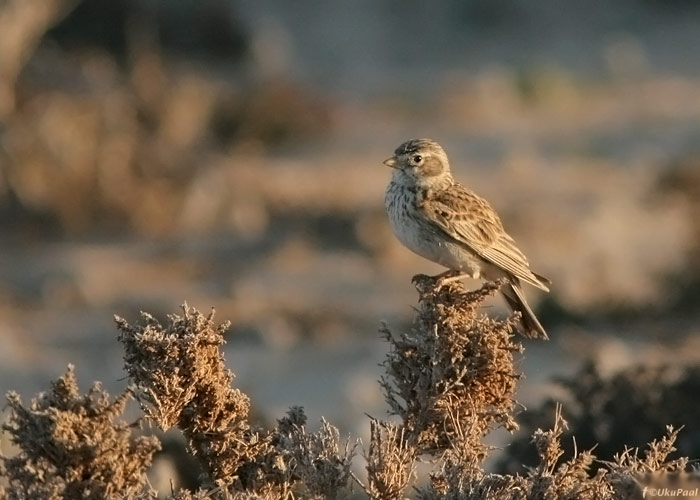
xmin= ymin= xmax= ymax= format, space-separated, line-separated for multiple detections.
xmin=1 ymin=0 xmax=699 ymax=490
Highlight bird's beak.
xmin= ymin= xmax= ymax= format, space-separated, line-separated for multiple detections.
xmin=383 ymin=156 xmax=398 ymax=168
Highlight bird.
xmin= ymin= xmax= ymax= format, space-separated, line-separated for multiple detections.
xmin=383 ymin=138 xmax=550 ymax=339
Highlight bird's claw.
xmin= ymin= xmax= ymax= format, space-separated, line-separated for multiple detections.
xmin=412 ymin=270 xmax=467 ymax=294
xmin=431 ymin=270 xmax=460 ymax=288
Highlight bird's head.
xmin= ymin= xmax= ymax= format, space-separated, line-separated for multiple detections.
xmin=383 ymin=138 xmax=452 ymax=188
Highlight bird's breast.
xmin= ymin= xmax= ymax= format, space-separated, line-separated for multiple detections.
xmin=385 ymin=181 xmax=484 ymax=275
xmin=385 ymin=183 xmax=424 ymax=248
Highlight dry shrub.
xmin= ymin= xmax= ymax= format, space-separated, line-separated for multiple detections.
xmin=1 ymin=278 xmax=694 ymax=499
xmin=365 ymin=277 xmax=691 ymax=500
xmin=417 ymin=404 xmax=686 ymax=500
xmin=115 ymin=305 xmax=257 ymax=486
xmin=381 ymin=276 xmax=521 ymax=460
xmin=0 ymin=365 xmax=159 ymax=500
xmin=274 ymin=406 xmax=356 ymax=500
xmin=365 ymin=420 xmax=416 ymax=500
xmin=362 ymin=275 xmax=524 ymax=499
xmin=0 ymin=0 xmax=330 ymax=236
xmin=114 ymin=305 xmax=355 ymax=498
xmin=499 ymin=361 xmax=700 ymax=474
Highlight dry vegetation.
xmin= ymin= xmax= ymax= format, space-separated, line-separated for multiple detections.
xmin=115 ymin=306 xmax=355 ymax=497
xmin=0 ymin=0 xmax=330 ymax=237
xmin=499 ymin=361 xmax=700 ymax=474
xmin=1 ymin=277 xmax=693 ymax=499
xmin=0 ymin=366 xmax=160 ymax=499
xmin=1 ymin=2 xmax=698 ymax=499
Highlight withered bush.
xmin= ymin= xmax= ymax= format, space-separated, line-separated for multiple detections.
xmin=362 ymin=277 xmax=692 ymax=500
xmin=498 ymin=361 xmax=700 ymax=475
xmin=0 ymin=365 xmax=159 ymax=500
xmin=380 ymin=276 xmax=521 ymax=458
xmin=0 ymin=0 xmax=331 ymax=236
xmin=1 ymin=278 xmax=695 ymax=499
xmin=115 ymin=305 xmax=355 ymax=498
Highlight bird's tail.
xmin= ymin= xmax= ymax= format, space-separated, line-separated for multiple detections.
xmin=500 ymin=280 xmax=548 ymax=339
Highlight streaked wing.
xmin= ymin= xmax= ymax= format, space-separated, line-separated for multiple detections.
xmin=419 ymin=183 xmax=549 ymax=291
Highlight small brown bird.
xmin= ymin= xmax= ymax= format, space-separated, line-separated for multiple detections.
xmin=384 ymin=138 xmax=550 ymax=339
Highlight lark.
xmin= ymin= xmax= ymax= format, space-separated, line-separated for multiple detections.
xmin=384 ymin=138 xmax=550 ymax=339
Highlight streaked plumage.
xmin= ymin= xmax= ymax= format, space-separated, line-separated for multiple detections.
xmin=384 ymin=138 xmax=550 ymax=339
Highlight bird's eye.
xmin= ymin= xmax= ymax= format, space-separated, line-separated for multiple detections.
xmin=412 ymin=155 xmax=423 ymax=163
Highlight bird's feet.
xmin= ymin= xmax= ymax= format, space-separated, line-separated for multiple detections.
xmin=412 ymin=270 xmax=469 ymax=292
xmin=434 ymin=270 xmax=470 ymax=290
